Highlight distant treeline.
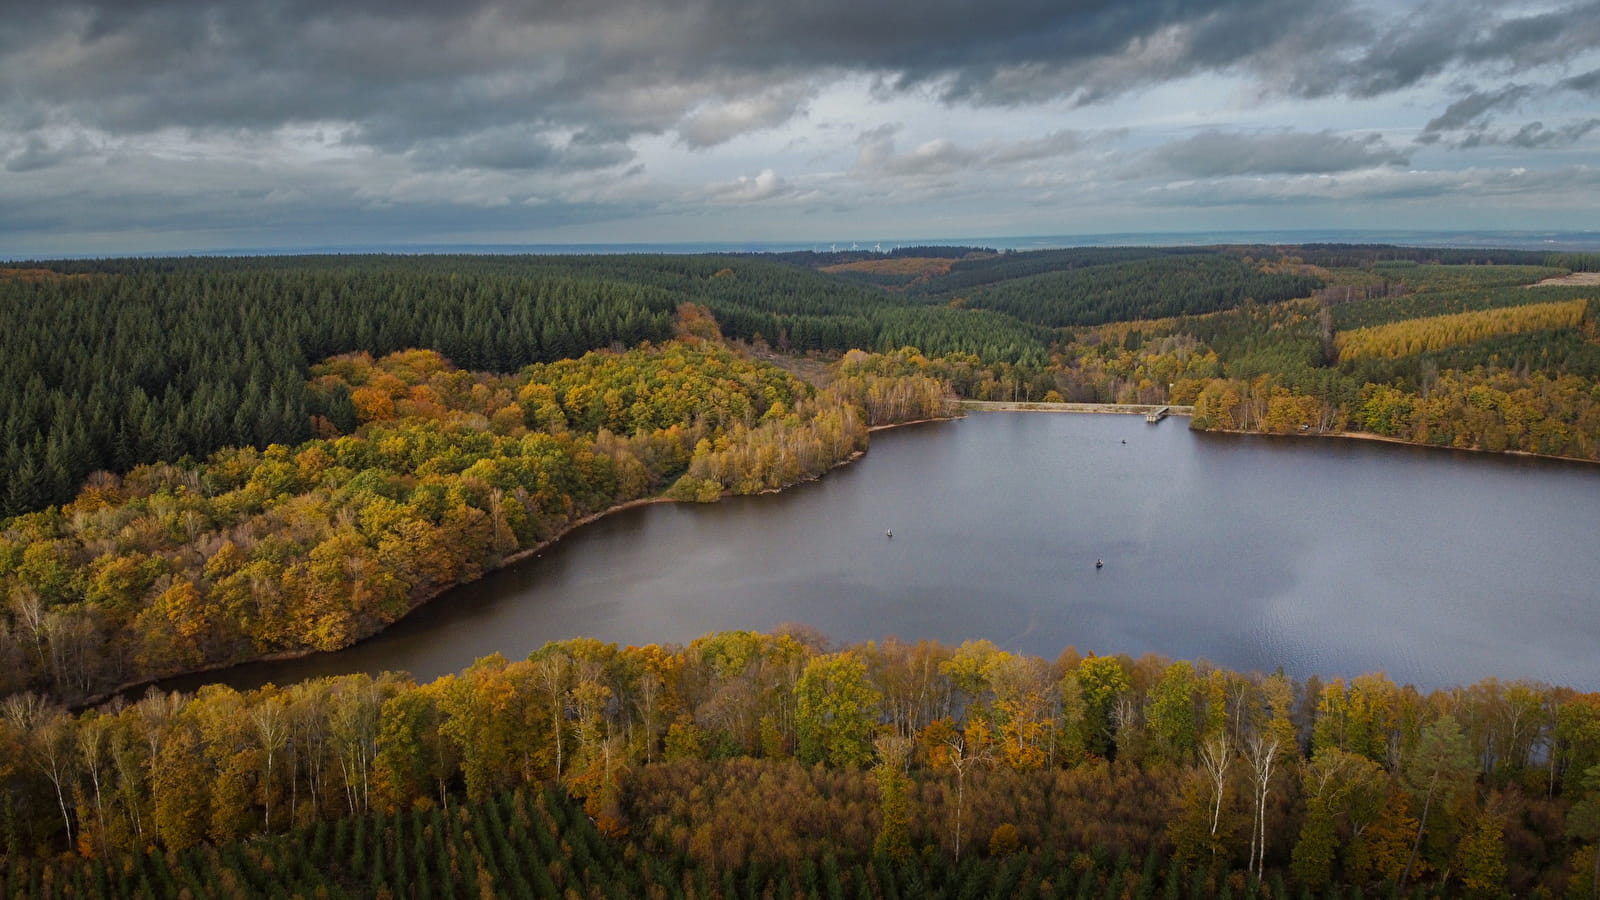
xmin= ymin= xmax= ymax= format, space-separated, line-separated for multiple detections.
xmin=1282 ymin=243 xmax=1600 ymax=271
xmin=754 ymin=245 xmax=995 ymax=267
xmin=906 ymin=246 xmax=1214 ymax=297
xmin=931 ymin=255 xmax=1323 ymax=327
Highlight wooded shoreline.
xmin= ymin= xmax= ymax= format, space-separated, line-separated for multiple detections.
xmin=1198 ymin=421 xmax=1600 ymax=466
xmin=961 ymin=399 xmax=1600 ymax=466
xmin=84 ymin=412 xmax=961 ymax=710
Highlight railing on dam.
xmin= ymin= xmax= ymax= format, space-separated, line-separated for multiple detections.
xmin=958 ymin=400 xmax=1195 ymax=419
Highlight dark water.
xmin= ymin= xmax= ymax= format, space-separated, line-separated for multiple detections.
xmin=159 ymin=412 xmax=1600 ymax=695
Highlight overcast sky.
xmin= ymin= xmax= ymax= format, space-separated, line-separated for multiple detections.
xmin=2 ymin=0 xmax=1598 ymax=255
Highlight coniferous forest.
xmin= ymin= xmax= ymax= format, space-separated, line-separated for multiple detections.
xmin=3 ymin=246 xmax=1600 ymax=897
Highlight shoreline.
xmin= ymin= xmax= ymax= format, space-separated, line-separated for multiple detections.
xmin=86 ymin=494 xmax=701 ymax=707
xmin=89 ymin=413 xmax=962 ymax=707
xmin=958 ymin=399 xmax=1596 ymax=467
xmin=1198 ymin=423 xmax=1600 ymax=466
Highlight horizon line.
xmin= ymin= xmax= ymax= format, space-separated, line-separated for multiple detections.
xmin=6 ymin=227 xmax=1600 ymax=262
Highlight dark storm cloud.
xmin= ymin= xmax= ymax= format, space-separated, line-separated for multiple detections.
xmin=1149 ymin=131 xmax=1411 ymax=178
xmin=10 ymin=0 xmax=1597 ymax=160
xmin=1283 ymin=0 xmax=1600 ymax=98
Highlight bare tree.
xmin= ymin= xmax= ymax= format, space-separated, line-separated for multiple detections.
xmin=251 ymin=697 xmax=289 ymax=832
xmin=9 ymin=586 xmax=47 ymax=672
xmin=1243 ymin=733 xmax=1280 ymax=881
xmin=3 ymin=693 xmax=77 ymax=852
xmin=329 ymin=679 xmax=381 ymax=816
xmin=1198 ymin=732 xmax=1232 ymax=856
xmin=532 ymin=653 xmax=572 ymax=779
xmin=75 ymin=712 xmax=112 ymax=857
xmin=43 ymin=606 xmax=102 ymax=697
xmin=942 ymin=732 xmax=993 ymax=862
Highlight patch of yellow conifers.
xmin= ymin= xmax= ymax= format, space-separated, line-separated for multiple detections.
xmin=1334 ymin=298 xmax=1589 ymax=362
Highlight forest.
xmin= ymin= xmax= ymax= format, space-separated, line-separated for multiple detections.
xmin=0 ymin=254 xmax=1021 ymax=516
xmin=6 ymin=246 xmax=1599 ymax=520
xmin=5 ymin=246 xmax=1600 ymax=706
xmin=0 ymin=308 xmax=952 ymax=707
xmin=4 ymin=245 xmax=1600 ymax=895
xmin=3 ymin=630 xmax=1600 ymax=898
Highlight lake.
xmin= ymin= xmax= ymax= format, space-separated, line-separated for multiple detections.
xmin=159 ymin=411 xmax=1600 ymax=694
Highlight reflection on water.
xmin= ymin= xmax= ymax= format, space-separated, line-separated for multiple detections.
xmin=158 ymin=412 xmax=1600 ymax=695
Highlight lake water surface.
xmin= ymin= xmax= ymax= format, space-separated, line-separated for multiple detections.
xmin=163 ymin=412 xmax=1600 ymax=694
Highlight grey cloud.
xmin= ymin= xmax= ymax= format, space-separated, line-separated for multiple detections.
xmin=411 ymin=128 xmax=635 ymax=172
xmin=4 ymin=135 xmax=97 ymax=172
xmin=0 ymin=146 xmax=661 ymax=252
xmin=1422 ymin=85 xmax=1530 ymax=134
xmin=13 ymin=0 xmax=1591 ymax=158
xmin=986 ymin=130 xmax=1086 ymax=164
xmin=1560 ymin=69 xmax=1600 ymax=95
xmin=1285 ymin=0 xmax=1600 ymax=99
xmin=1462 ymin=4 xmax=1600 ymax=70
xmin=701 ymin=168 xmax=791 ymax=203
xmin=1138 ymin=164 xmax=1600 ymax=208
xmin=1150 ymin=131 xmax=1410 ymax=178
xmin=1430 ymin=115 xmax=1600 ymax=150
xmin=856 ymin=125 xmax=1097 ymax=179
xmin=862 ymin=137 xmax=977 ymax=177
xmin=678 ymin=87 xmax=812 ymax=149
xmin=6 ymin=0 xmax=1599 ymax=252
xmin=1506 ymin=119 xmax=1600 ymax=148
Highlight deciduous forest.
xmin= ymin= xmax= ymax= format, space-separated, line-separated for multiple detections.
xmin=0 ymin=309 xmax=955 ymax=706
xmin=3 ymin=632 xmax=1600 ymax=897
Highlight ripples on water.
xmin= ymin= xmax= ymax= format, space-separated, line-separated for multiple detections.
xmin=160 ymin=412 xmax=1600 ymax=696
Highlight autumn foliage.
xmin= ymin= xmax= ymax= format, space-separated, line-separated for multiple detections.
xmin=1 ymin=633 xmax=1597 ymax=897
xmin=1334 ymin=298 xmax=1588 ymax=362
xmin=0 ymin=334 xmax=963 ymax=705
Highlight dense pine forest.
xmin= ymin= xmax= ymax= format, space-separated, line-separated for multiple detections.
xmin=4 ymin=245 xmax=1600 ymax=896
